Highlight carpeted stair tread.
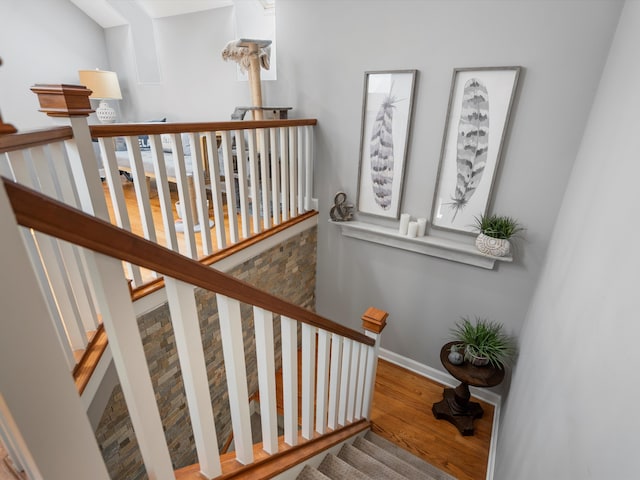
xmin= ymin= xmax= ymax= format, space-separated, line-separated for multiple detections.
xmin=353 ymin=436 xmax=438 ymax=480
xmin=337 ymin=443 xmax=406 ymax=480
xmin=364 ymin=432 xmax=457 ymax=480
xmin=297 ymin=464 xmax=333 ymax=480
xmin=318 ymin=454 xmax=370 ymax=480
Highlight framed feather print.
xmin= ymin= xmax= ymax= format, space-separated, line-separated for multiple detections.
xmin=431 ymin=66 xmax=521 ymax=234
xmin=356 ymin=70 xmax=417 ymax=219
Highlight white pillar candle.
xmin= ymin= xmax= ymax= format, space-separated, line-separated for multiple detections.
xmin=417 ymin=218 xmax=427 ymax=236
xmin=399 ymin=213 xmax=411 ymax=235
xmin=407 ymin=221 xmax=418 ymax=238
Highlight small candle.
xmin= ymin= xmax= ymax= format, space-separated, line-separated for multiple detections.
xmin=399 ymin=213 xmax=410 ymax=235
xmin=407 ymin=221 xmax=418 ymax=238
xmin=417 ymin=218 xmax=427 ymax=236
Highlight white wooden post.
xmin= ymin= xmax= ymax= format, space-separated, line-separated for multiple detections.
xmin=235 ymin=130 xmax=251 ymax=239
xmin=355 ymin=343 xmax=368 ymax=420
xmin=360 ymin=307 xmax=388 ymax=420
xmin=165 ymin=278 xmax=221 ymax=478
xmin=246 ymin=129 xmax=261 ymax=234
xmin=204 ymin=132 xmax=227 ymax=249
xmin=253 ymin=307 xmax=278 ymax=454
xmin=0 ymin=181 xmax=111 ymax=480
xmin=279 ymin=127 xmax=289 ymax=222
xmin=337 ymin=338 xmax=352 ymax=427
xmin=304 ymin=126 xmax=314 ymax=211
xmin=259 ymin=128 xmax=271 ymax=229
xmin=315 ymin=329 xmax=330 ymax=434
xmin=216 ymin=294 xmax=253 ymax=464
xmin=288 ymin=127 xmax=298 ymax=217
xmin=124 ymin=136 xmax=157 ymax=243
xmin=220 ymin=131 xmax=239 ymax=243
xmin=346 ymin=342 xmax=360 ymax=423
xmin=301 ymin=323 xmax=316 ymax=439
xmin=327 ymin=334 xmax=343 ymax=430
xmin=149 ymin=135 xmax=180 ymax=252
xmin=281 ymin=316 xmax=298 ymax=446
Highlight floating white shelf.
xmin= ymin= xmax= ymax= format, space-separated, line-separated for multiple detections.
xmin=330 ymin=220 xmax=512 ymax=270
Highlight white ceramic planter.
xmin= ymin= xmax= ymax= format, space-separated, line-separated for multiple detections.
xmin=475 ymin=233 xmax=511 ymax=257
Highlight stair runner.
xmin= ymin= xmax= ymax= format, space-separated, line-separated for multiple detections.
xmin=297 ymin=431 xmax=457 ymax=480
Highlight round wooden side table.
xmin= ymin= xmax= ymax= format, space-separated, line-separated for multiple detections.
xmin=432 ymin=341 xmax=505 ymax=436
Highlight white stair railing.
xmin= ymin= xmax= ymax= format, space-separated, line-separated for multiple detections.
xmin=3 ymin=179 xmax=389 ymax=478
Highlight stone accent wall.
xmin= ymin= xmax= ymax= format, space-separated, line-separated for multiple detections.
xmin=94 ymin=226 xmax=317 ymax=479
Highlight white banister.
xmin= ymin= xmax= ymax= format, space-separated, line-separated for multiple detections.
xmin=327 ymin=333 xmax=343 ymax=430
xmin=253 ymin=307 xmax=278 ymax=454
xmin=204 ymin=132 xmax=226 ymax=249
xmin=361 ymin=307 xmax=388 ymax=419
xmin=301 ymin=323 xmax=316 ymax=439
xmin=315 ymin=329 xmax=330 ymax=434
xmin=279 ymin=127 xmax=290 ymax=222
xmin=269 ymin=128 xmax=281 ymax=225
xmin=280 ymin=316 xmax=298 ymax=446
xmin=216 ymin=294 xmax=253 ymax=464
xmin=346 ymin=341 xmax=360 ymax=423
xmin=220 ymin=131 xmax=239 ymax=244
xmin=165 ymin=278 xmax=221 ymax=478
xmin=288 ymin=126 xmax=298 ymax=217
xmin=338 ymin=338 xmax=352 ymax=426
xmin=235 ymin=130 xmax=251 ymax=239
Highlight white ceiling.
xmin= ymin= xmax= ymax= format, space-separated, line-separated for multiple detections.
xmin=70 ymin=0 xmax=234 ymax=28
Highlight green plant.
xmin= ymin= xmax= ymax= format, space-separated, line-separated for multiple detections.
xmin=474 ymin=214 xmax=524 ymax=240
xmin=450 ymin=317 xmax=517 ymax=369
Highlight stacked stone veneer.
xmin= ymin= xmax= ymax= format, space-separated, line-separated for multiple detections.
xmin=94 ymin=226 xmax=317 ymax=479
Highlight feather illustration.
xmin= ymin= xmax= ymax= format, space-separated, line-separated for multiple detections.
xmin=370 ymin=91 xmax=397 ymax=210
xmin=449 ymin=78 xmax=489 ymax=220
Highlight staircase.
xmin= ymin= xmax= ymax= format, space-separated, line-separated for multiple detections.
xmin=297 ymin=431 xmax=456 ymax=480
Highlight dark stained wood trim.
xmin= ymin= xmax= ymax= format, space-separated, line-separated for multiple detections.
xmin=361 ymin=307 xmax=389 ymax=334
xmin=3 ymin=180 xmax=374 ymax=346
xmin=30 ymin=84 xmax=93 ymax=118
xmin=0 ymin=127 xmax=73 ymax=153
xmin=73 ymin=324 xmax=108 ymax=395
xmin=129 ymin=211 xmax=318 ymax=301
xmin=174 ymin=420 xmax=370 ymax=480
xmin=89 ymin=118 xmax=318 ymax=137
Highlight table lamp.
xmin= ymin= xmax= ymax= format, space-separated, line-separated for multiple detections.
xmin=78 ymin=69 xmax=122 ymax=123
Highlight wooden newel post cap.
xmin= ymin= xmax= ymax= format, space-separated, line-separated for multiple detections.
xmin=361 ymin=307 xmax=389 ymax=334
xmin=30 ymin=84 xmax=94 ymax=118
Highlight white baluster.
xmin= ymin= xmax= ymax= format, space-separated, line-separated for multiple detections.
xmin=355 ymin=342 xmax=368 ymax=420
xmin=281 ymin=316 xmax=298 ymax=446
xmin=360 ymin=308 xmax=388 ymax=420
xmin=148 ymin=135 xmax=179 ymax=252
xmin=204 ymin=132 xmax=226 ymax=250
xmin=235 ymin=130 xmax=251 ymax=239
xmin=124 ymin=136 xmax=157 ymax=244
xmin=301 ymin=323 xmax=316 ymax=439
xmin=259 ymin=128 xmax=271 ymax=229
xmin=253 ymin=307 xmax=278 ymax=454
xmin=220 ymin=131 xmax=239 ymax=243
xmin=315 ymin=329 xmax=330 ymax=434
xmin=269 ymin=128 xmax=281 ymax=225
xmin=346 ymin=341 xmax=360 ymax=423
xmin=187 ymin=132 xmax=214 ymax=256
xmin=98 ymin=137 xmax=143 ymax=285
xmin=288 ymin=127 xmax=298 ymax=217
xmin=246 ymin=129 xmax=261 ymax=234
xmin=165 ymin=278 xmax=221 ymax=478
xmin=338 ymin=338 xmax=352 ymax=426
xmin=279 ymin=128 xmax=289 ymax=222
xmin=172 ymin=134 xmax=198 ymax=258
xmin=216 ymin=294 xmax=253 ymax=464
xmin=327 ymin=334 xmax=343 ymax=430
xmin=304 ymin=126 xmax=314 ymax=211
xmin=297 ymin=127 xmax=305 ymax=214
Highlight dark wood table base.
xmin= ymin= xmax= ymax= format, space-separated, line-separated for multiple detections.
xmin=432 ymin=387 xmax=483 ymax=436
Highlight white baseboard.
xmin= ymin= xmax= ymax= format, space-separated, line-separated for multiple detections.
xmin=378 ymin=348 xmax=500 ymax=480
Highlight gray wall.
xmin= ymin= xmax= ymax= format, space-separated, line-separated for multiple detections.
xmin=495 ymin=2 xmax=638 ymax=477
xmin=0 ymin=0 xmax=109 ymax=129
xmin=274 ymin=0 xmax=622 ymax=389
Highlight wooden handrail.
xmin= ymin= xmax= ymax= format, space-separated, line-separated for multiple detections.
xmin=3 ymin=178 xmax=374 ymax=346
xmin=88 ymin=118 xmax=317 ymax=138
xmin=0 ymin=126 xmax=73 ymax=153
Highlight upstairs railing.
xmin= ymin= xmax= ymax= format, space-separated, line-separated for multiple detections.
xmin=2 ymin=178 xmax=388 ymax=479
xmin=0 ymin=83 xmax=317 ymax=375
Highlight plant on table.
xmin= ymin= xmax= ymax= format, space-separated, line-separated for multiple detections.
xmin=450 ymin=316 xmax=517 ymax=369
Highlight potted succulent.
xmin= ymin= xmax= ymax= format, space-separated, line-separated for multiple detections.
xmin=450 ymin=317 xmax=517 ymax=369
xmin=473 ymin=213 xmax=523 ymax=257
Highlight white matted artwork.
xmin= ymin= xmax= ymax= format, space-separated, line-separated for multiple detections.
xmin=356 ymin=70 xmax=417 ymax=219
xmin=431 ymin=66 xmax=521 ymax=234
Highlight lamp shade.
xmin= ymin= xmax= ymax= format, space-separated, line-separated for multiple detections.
xmin=78 ymin=69 xmax=122 ymax=100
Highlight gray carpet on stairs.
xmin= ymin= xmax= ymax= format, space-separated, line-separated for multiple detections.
xmin=296 ymin=431 xmax=457 ymax=480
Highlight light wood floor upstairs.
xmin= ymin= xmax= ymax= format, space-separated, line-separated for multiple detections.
xmin=372 ymin=359 xmax=493 ymax=480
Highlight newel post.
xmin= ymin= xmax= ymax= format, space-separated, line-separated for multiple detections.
xmin=361 ymin=307 xmax=389 ymax=420
xmin=30 ymin=84 xmax=109 ymax=221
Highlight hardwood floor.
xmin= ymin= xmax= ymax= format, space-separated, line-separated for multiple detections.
xmin=371 ymin=359 xmax=493 ymax=480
